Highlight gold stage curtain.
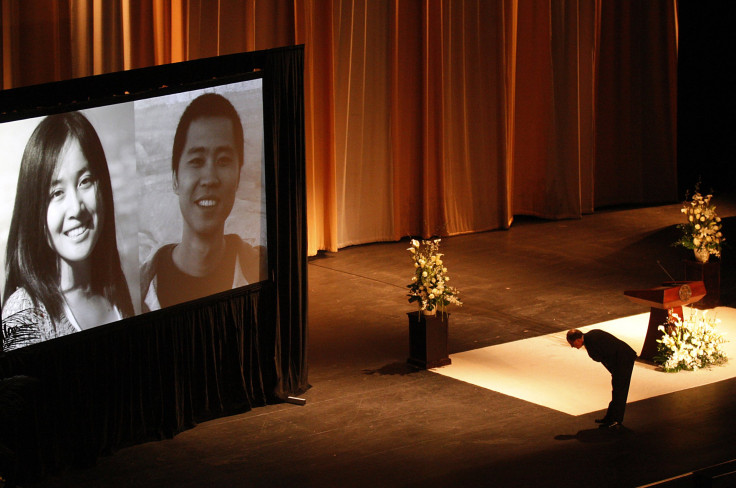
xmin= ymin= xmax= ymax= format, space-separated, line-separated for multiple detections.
xmin=0 ymin=0 xmax=678 ymax=255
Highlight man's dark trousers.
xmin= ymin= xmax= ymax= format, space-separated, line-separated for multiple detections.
xmin=584 ymin=329 xmax=637 ymax=423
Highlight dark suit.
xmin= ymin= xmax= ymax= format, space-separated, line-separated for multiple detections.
xmin=584 ymin=329 xmax=637 ymax=423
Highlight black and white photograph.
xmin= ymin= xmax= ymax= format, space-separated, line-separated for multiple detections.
xmin=135 ymin=79 xmax=268 ymax=311
xmin=0 ymin=104 xmax=139 ymax=351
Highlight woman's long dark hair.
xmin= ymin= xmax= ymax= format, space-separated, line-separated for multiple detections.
xmin=3 ymin=111 xmax=134 ymax=325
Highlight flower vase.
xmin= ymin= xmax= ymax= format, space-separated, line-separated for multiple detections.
xmin=693 ymin=248 xmax=710 ymax=264
xmin=421 ymin=308 xmax=436 ymax=317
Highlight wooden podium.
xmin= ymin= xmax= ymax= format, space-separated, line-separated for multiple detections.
xmin=623 ymin=281 xmax=706 ymax=360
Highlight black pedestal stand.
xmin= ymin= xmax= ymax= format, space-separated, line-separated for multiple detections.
xmin=407 ymin=312 xmax=451 ymax=369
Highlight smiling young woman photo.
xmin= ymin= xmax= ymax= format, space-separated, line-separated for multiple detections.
xmin=1 ymin=112 xmax=134 ymax=351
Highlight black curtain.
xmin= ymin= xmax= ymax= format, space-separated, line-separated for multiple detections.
xmin=0 ymin=285 xmax=271 ymax=479
xmin=263 ymin=46 xmax=309 ymax=399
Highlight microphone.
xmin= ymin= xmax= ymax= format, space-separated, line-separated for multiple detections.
xmin=657 ymin=260 xmax=676 ymax=282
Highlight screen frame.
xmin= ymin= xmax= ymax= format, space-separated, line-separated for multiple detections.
xmin=0 ymin=57 xmax=277 ymax=352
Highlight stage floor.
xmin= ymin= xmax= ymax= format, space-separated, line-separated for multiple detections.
xmin=432 ymin=306 xmax=736 ymax=416
xmin=26 ymin=196 xmax=736 ymax=488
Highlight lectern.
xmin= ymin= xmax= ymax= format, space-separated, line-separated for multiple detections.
xmin=623 ymin=281 xmax=706 ymax=360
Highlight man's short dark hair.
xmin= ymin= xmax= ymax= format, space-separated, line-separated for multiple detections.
xmin=567 ymin=329 xmax=583 ymax=345
xmin=171 ymin=93 xmax=244 ymax=174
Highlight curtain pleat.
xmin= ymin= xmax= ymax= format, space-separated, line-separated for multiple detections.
xmin=0 ymin=0 xmax=679 ymax=253
xmin=297 ymin=1 xmax=339 ymax=254
xmin=263 ymin=46 xmax=309 ymax=397
xmin=501 ymin=0 xmax=518 ymax=229
xmin=390 ymin=0 xmax=425 ymax=239
xmin=122 ymin=2 xmax=153 ymax=69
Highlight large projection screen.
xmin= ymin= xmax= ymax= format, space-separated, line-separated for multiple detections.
xmin=1 ymin=76 xmax=267 ymax=352
xmin=0 ymin=47 xmax=306 ymax=480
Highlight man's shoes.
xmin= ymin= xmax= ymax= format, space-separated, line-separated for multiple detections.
xmin=598 ymin=421 xmax=622 ymax=431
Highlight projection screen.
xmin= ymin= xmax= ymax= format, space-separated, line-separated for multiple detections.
xmin=1 ymin=75 xmax=267 ymax=352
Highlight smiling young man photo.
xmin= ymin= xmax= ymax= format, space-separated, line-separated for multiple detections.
xmin=140 ymin=93 xmax=263 ymax=311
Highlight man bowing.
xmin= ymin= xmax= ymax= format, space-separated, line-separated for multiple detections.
xmin=567 ymin=328 xmax=637 ymax=431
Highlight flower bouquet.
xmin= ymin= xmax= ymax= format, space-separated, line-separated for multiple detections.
xmin=654 ymin=309 xmax=728 ymax=372
xmin=673 ymin=189 xmax=724 ymax=263
xmin=406 ymin=238 xmax=462 ymax=315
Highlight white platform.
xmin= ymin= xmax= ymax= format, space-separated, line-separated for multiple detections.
xmin=430 ymin=306 xmax=736 ymax=416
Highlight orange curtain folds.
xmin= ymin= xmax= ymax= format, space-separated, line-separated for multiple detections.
xmin=512 ymin=0 xmax=599 ymax=219
xmin=594 ymin=0 xmax=679 ymax=207
xmin=303 ymin=0 xmax=518 ymax=250
xmin=294 ymin=1 xmax=338 ymax=255
xmin=0 ymin=0 xmax=678 ymax=255
xmin=2 ymin=0 xmax=74 ymax=87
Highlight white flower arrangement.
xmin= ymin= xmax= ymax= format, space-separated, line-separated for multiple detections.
xmin=406 ymin=238 xmax=462 ymax=314
xmin=655 ymin=309 xmax=728 ymax=372
xmin=674 ymin=190 xmax=724 ymax=260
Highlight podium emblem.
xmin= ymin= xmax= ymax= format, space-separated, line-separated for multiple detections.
xmin=678 ymin=284 xmax=692 ymax=301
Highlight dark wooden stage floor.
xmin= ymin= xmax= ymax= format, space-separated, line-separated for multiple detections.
xmin=29 ymin=197 xmax=736 ymax=488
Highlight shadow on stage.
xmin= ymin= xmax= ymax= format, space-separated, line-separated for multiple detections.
xmin=362 ymin=361 xmax=420 ymax=376
xmin=554 ymin=426 xmax=632 ymax=444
